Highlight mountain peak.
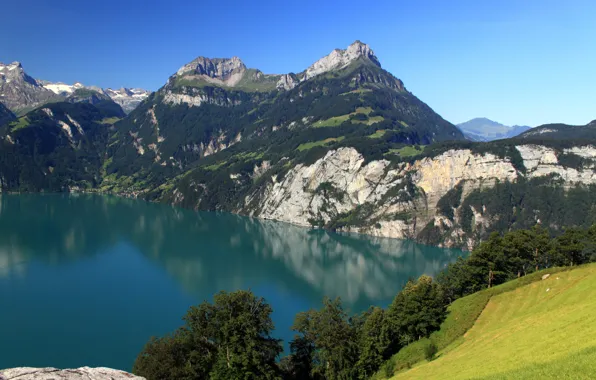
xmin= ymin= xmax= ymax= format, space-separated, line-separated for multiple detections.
xmin=176 ymin=56 xmax=247 ymax=79
xmin=0 ymin=61 xmax=23 ymax=71
xmin=304 ymin=40 xmax=380 ymax=80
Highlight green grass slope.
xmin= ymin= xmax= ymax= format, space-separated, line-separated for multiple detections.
xmin=391 ymin=264 xmax=596 ymax=379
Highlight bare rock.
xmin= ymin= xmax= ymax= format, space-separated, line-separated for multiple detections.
xmin=542 ymin=273 xmax=551 ymax=280
xmin=0 ymin=367 xmax=144 ymax=380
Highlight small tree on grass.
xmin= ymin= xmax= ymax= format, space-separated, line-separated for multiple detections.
xmin=424 ymin=341 xmax=438 ymax=361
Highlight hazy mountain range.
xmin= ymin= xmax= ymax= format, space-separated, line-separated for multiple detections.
xmin=457 ymin=117 xmax=531 ymax=141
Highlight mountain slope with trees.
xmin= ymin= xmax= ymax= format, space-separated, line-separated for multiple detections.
xmin=0 ymin=100 xmax=124 ymax=191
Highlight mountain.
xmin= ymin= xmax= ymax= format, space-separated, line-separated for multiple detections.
xmin=457 ymin=117 xmax=531 ymax=141
xmin=0 ymin=62 xmax=62 ymax=114
xmin=0 ymin=100 xmax=124 ymax=191
xmin=105 ymin=40 xmax=463 ymax=182
xmin=0 ymin=101 xmax=15 ymax=125
xmin=0 ymin=61 xmax=150 ymax=114
xmin=518 ymin=120 xmax=596 ymax=140
xmin=104 ymin=88 xmax=151 ymax=113
xmin=1 ymin=41 xmax=596 ymax=250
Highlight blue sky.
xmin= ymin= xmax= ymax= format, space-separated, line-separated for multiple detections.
xmin=1 ymin=0 xmax=594 ymax=126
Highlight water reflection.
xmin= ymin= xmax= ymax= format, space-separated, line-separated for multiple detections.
xmin=0 ymin=194 xmax=462 ymax=309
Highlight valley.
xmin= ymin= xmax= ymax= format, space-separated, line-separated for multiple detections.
xmin=1 ymin=42 xmax=596 ymax=250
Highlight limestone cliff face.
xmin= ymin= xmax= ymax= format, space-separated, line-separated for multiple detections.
xmin=0 ymin=367 xmax=144 ymax=380
xmin=237 ymin=145 xmax=596 ymax=249
xmin=304 ymin=41 xmax=381 ymax=80
xmin=176 ymin=56 xmax=247 ymax=85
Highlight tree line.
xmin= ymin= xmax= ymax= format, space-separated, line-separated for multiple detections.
xmin=133 ymin=224 xmax=596 ymax=380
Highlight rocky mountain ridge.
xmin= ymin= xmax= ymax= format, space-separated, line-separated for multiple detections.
xmin=0 ymin=61 xmax=149 ymax=114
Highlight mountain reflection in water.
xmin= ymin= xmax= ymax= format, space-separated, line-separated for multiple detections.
xmin=0 ymin=194 xmax=463 ymax=370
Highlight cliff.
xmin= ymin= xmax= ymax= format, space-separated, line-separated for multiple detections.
xmin=224 ymin=144 xmax=596 ymax=249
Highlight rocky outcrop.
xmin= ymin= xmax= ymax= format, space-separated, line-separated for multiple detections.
xmin=0 ymin=62 xmax=60 ymax=112
xmin=176 ymin=57 xmax=247 ymax=86
xmin=276 ymin=73 xmax=298 ymax=90
xmin=237 ymin=145 xmax=596 ymax=249
xmin=304 ymin=41 xmax=381 ymax=80
xmin=0 ymin=367 xmax=144 ymax=379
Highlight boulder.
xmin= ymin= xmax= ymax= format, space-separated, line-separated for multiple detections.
xmin=0 ymin=367 xmax=144 ymax=380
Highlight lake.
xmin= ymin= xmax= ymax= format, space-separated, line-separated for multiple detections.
xmin=0 ymin=194 xmax=462 ymax=371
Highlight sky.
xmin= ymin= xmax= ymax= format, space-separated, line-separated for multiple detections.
xmin=0 ymin=0 xmax=594 ymax=127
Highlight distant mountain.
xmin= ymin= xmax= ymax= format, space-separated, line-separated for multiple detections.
xmin=104 ymin=88 xmax=151 ymax=113
xmin=0 ymin=101 xmax=15 ymax=125
xmin=457 ymin=117 xmax=531 ymax=141
xmin=0 ymin=62 xmax=62 ymax=114
xmin=517 ymin=120 xmax=596 ymax=140
xmin=0 ymin=61 xmax=149 ymax=114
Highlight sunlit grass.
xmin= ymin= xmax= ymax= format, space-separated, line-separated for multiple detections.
xmin=391 ymin=264 xmax=596 ymax=379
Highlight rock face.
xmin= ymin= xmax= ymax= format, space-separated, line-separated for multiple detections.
xmin=304 ymin=40 xmax=381 ymax=80
xmin=0 ymin=62 xmax=60 ymax=113
xmin=276 ymin=73 xmax=298 ymax=90
xmin=176 ymin=56 xmax=247 ymax=86
xmin=0 ymin=367 xmax=144 ymax=380
xmin=236 ymin=144 xmax=596 ymax=249
xmin=0 ymin=62 xmax=148 ymax=114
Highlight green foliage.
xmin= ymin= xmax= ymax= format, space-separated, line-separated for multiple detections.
xmin=296 ymin=136 xmax=345 ymax=151
xmin=386 ymin=275 xmax=447 ymax=346
xmin=133 ymin=290 xmax=282 ymax=380
xmin=290 ymin=297 xmax=360 ymax=380
xmin=423 ymin=341 xmax=438 ymax=361
xmin=356 ymin=307 xmax=392 ymax=379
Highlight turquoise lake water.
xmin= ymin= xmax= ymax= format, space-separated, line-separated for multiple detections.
xmin=0 ymin=194 xmax=462 ymax=371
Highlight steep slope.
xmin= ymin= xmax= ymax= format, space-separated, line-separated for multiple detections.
xmin=457 ymin=117 xmax=530 ymax=141
xmin=0 ymin=101 xmax=15 ymax=125
xmin=0 ymin=100 xmax=123 ymax=191
xmin=104 ymin=41 xmax=464 ymax=192
xmin=0 ymin=62 xmax=62 ymax=114
xmin=391 ymin=264 xmax=596 ymax=379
